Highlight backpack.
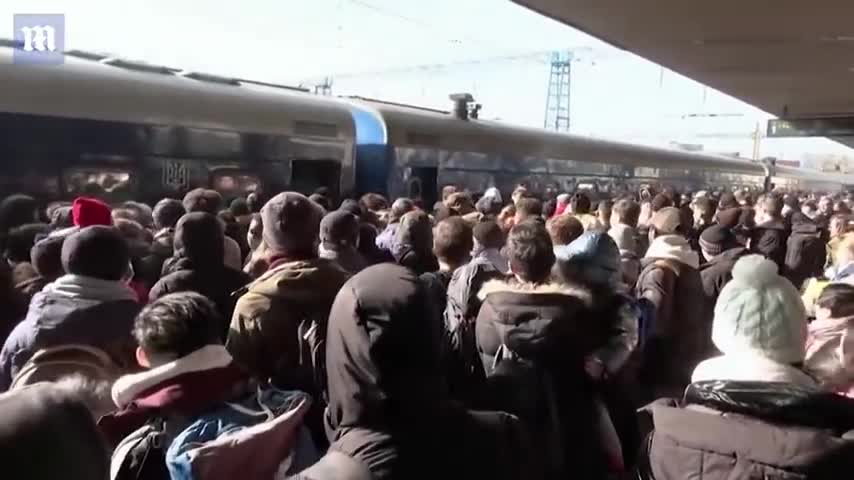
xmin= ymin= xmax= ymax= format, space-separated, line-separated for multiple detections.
xmin=111 ymin=388 xmax=314 ymax=480
xmin=484 ymin=343 xmax=566 ymax=477
xmin=10 ymin=344 xmax=121 ymax=390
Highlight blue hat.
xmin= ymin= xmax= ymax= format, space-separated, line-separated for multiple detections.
xmin=555 ymin=231 xmax=620 ymax=287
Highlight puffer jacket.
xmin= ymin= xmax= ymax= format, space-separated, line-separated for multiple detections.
xmin=636 ymin=235 xmax=706 ymax=399
xmin=699 ymin=247 xmax=747 ymax=304
xmin=226 ymin=258 xmax=349 ymax=391
xmin=639 ymin=381 xmax=854 ymax=480
xmin=476 ymin=279 xmax=613 ymax=478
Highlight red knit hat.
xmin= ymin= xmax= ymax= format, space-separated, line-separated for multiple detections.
xmin=72 ymin=197 xmax=112 ymax=227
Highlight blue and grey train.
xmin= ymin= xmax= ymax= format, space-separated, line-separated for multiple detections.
xmin=1 ymin=42 xmax=850 ymax=207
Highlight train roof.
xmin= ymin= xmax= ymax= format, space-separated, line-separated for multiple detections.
xmin=0 ymin=43 xmax=354 ymax=140
xmin=348 ymin=96 xmax=768 ymax=176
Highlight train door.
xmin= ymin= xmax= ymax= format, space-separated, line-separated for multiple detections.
xmin=409 ymin=167 xmax=438 ymax=208
xmin=290 ymin=159 xmax=341 ymax=198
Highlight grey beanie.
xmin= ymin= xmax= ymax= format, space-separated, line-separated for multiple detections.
xmin=261 ymin=192 xmax=324 ymax=254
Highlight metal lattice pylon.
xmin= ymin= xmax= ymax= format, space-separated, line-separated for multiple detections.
xmin=544 ymin=51 xmax=573 ymax=132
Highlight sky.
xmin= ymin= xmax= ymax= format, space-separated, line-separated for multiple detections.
xmin=3 ymin=0 xmax=852 ymax=166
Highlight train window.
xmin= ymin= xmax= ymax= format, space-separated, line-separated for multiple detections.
xmin=211 ymin=170 xmax=260 ymax=198
xmin=185 ymin=128 xmax=242 ymax=159
xmin=63 ymin=168 xmax=134 ymax=200
xmin=290 ymin=159 xmax=340 ymax=197
xmin=0 ymin=172 xmax=60 ymax=198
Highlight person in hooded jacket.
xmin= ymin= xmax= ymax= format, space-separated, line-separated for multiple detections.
xmin=636 ymin=207 xmax=706 ymax=401
xmin=785 ymin=211 xmax=827 ymax=290
xmin=137 ymin=198 xmax=185 ymax=290
xmin=294 ymin=263 xmax=535 ymax=480
xmin=0 ymin=226 xmax=140 ymax=391
xmin=552 ymin=231 xmax=641 ymax=469
xmin=472 ymin=220 xmax=509 ymax=274
xmin=751 ymin=194 xmax=789 ymax=270
xmin=475 ymin=220 xmax=612 ymax=479
xmin=227 ymin=192 xmax=350 ymax=444
xmin=183 ymin=188 xmax=243 ymax=271
xmin=319 ymin=210 xmax=368 ymax=275
xmin=636 ymin=254 xmax=854 ymax=480
xmin=150 ymin=212 xmax=250 ymax=333
xmin=392 ymin=210 xmax=439 ymax=275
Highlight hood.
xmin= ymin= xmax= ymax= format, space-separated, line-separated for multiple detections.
xmin=173 ymin=212 xmax=224 ymax=264
xmin=554 ymin=231 xmax=620 ymax=288
xmin=643 ymin=234 xmax=700 ymax=269
xmin=791 ymin=220 xmax=821 ymax=235
xmin=326 ymin=264 xmax=445 ymax=432
xmin=394 ymin=211 xmax=432 ymax=254
xmin=240 ymin=257 xmax=349 ymax=302
xmin=478 ymin=279 xmax=592 ymax=358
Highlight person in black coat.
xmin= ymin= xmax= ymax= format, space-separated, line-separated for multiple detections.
xmin=751 ymin=195 xmax=789 ymax=270
xmin=392 ymin=210 xmax=439 ymax=275
xmin=784 ymin=212 xmax=827 ymax=290
xmin=150 ymin=212 xmax=249 ymax=336
xmin=295 ymin=264 xmax=536 ymax=480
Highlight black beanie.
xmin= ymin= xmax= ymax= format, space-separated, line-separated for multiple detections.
xmin=61 ymin=226 xmax=129 ymax=281
xmin=30 ymin=236 xmax=65 ymax=279
xmin=699 ymin=225 xmax=736 ymax=256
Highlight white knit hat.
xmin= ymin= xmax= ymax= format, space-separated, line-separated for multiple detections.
xmin=712 ymin=255 xmax=807 ymax=364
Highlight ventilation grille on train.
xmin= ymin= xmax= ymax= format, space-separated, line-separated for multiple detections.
xmin=406 ymin=132 xmax=440 ymax=147
xmin=293 ymin=121 xmax=338 ymax=138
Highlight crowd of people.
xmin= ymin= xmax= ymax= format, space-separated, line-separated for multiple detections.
xmin=3 ymin=183 xmax=854 ymax=479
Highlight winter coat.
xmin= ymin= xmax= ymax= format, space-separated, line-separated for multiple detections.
xmin=226 ymin=258 xmax=349 ymax=393
xmin=750 ymin=218 xmax=789 ymax=270
xmin=806 ymin=314 xmax=854 ymax=395
xmin=0 ymin=275 xmax=140 ymax=391
xmin=150 ymin=260 xmax=249 ymax=335
xmin=636 ymin=235 xmax=706 ymax=398
xmin=638 ymin=381 xmax=854 ymax=480
xmin=699 ymin=247 xmax=747 ymax=304
xmin=442 ymin=258 xmax=504 ymax=404
xmin=476 ymin=278 xmax=614 ymax=478
xmin=297 ymin=264 xmax=534 ymax=480
xmin=785 ymin=217 xmax=828 ymax=290
xmin=151 ymin=214 xmax=251 ymax=326
xmin=392 ymin=245 xmax=439 ymax=275
xmin=137 ymin=228 xmax=174 ymax=289
xmin=0 ymin=383 xmax=110 ymax=480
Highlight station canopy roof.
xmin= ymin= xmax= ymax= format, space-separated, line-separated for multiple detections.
xmin=513 ymin=0 xmax=854 ymax=146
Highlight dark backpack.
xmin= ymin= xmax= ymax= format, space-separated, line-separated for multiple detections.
xmin=111 ymin=417 xmax=174 ymax=480
xmin=483 ymin=344 xmax=566 ymax=477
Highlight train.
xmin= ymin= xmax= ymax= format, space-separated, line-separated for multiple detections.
xmin=2 ymin=40 xmax=852 ymax=207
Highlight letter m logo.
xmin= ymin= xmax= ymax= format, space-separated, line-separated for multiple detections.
xmin=13 ymin=14 xmax=65 ymax=65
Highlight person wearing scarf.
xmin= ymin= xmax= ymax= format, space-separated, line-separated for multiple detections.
xmin=0 ymin=226 xmax=140 ymax=391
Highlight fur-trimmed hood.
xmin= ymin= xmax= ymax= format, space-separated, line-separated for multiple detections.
xmin=477 ymin=278 xmax=592 ymax=306
xmin=476 ymin=278 xmax=597 ymax=361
